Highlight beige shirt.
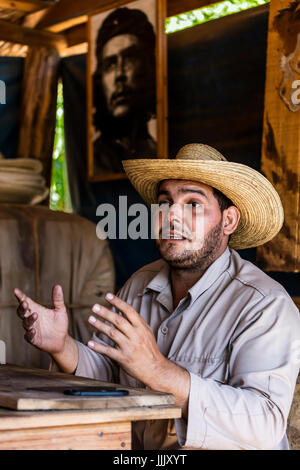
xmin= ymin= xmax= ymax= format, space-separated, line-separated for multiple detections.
xmin=75 ymin=248 xmax=300 ymax=450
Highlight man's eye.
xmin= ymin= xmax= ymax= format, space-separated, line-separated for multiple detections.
xmin=123 ymin=52 xmax=138 ymax=64
xmin=123 ymin=46 xmax=142 ymax=63
xmin=102 ymin=58 xmax=115 ymax=72
xmin=158 ymin=201 xmax=171 ymax=207
xmin=191 ymin=201 xmax=201 ymax=207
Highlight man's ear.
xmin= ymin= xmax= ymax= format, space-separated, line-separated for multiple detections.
xmin=223 ymin=206 xmax=240 ymax=236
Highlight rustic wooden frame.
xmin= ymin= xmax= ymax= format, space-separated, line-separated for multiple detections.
xmin=87 ymin=0 xmax=168 ymax=182
xmin=256 ymin=0 xmax=300 ymax=272
xmin=0 ymin=0 xmax=52 ymax=13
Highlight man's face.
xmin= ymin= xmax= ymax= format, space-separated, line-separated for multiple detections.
xmin=155 ymin=180 xmax=226 ymax=270
xmin=100 ymin=34 xmax=143 ymax=118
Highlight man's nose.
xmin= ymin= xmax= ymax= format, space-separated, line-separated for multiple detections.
xmin=115 ymin=56 xmax=126 ymax=80
xmin=168 ymin=203 xmax=184 ymax=224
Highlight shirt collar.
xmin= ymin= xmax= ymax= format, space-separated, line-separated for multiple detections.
xmin=142 ymin=247 xmax=231 ymax=304
xmin=143 ymin=262 xmax=170 ymax=294
xmin=187 ymin=247 xmax=231 ymax=305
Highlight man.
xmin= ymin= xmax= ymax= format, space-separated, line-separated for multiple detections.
xmin=92 ymin=7 xmax=157 ymax=174
xmin=15 ymin=143 xmax=300 ymax=450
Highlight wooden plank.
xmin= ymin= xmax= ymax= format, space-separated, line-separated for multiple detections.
xmin=64 ymin=23 xmax=87 ymax=48
xmin=0 ymin=405 xmax=181 ymax=429
xmin=256 ymin=0 xmax=300 ymax=271
xmin=157 ymin=0 xmax=168 ymax=157
xmin=0 ymin=421 xmax=131 ymax=450
xmin=0 ymin=0 xmax=53 ymax=13
xmin=22 ymin=8 xmax=51 ymax=28
xmin=17 ymin=47 xmax=60 ymax=187
xmin=45 ymin=15 xmax=88 ymax=33
xmin=0 ymin=18 xmax=67 ymax=51
xmin=0 ymin=391 xmax=174 ymax=411
xmin=34 ymin=0 xmax=219 ymax=32
xmin=59 ymin=23 xmax=88 ymax=56
xmin=0 ymin=365 xmax=175 ymax=411
xmin=60 ymin=42 xmax=88 ymax=57
xmin=36 ymin=0 xmax=131 ymax=32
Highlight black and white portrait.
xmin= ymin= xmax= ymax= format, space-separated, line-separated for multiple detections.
xmin=88 ymin=0 xmax=166 ymax=181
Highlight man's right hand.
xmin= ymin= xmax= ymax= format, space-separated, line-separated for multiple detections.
xmin=14 ymin=285 xmax=78 ymax=374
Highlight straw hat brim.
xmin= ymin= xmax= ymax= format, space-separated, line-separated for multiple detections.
xmin=0 ymin=158 xmax=43 ymax=173
xmin=122 ymin=159 xmax=284 ymax=250
xmin=0 ymin=182 xmax=49 ymax=205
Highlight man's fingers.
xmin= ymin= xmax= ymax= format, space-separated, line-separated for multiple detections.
xmin=52 ymin=285 xmax=65 ymax=311
xmin=90 ymin=304 xmax=132 ymax=338
xmin=24 ymin=328 xmax=36 ymax=344
xmin=14 ymin=288 xmax=26 ymax=303
xmin=87 ymin=340 xmax=121 ymax=362
xmin=17 ymin=302 xmax=26 ymax=318
xmin=88 ymin=312 xmax=127 ymax=345
xmin=104 ymin=293 xmax=140 ymax=325
xmin=15 ymin=289 xmax=34 ymax=319
xmin=17 ymin=301 xmax=31 ymax=319
xmin=22 ymin=313 xmax=37 ymax=331
xmin=14 ymin=288 xmax=30 ymax=312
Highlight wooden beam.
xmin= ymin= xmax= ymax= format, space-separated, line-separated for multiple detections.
xmin=35 ymin=0 xmax=218 ymax=33
xmin=46 ymin=15 xmax=88 ymax=33
xmin=0 ymin=0 xmax=53 ymax=13
xmin=60 ymin=42 xmax=87 ymax=57
xmin=0 ymin=19 xmax=67 ymax=51
xmin=36 ymin=0 xmax=128 ymax=31
xmin=60 ymin=23 xmax=88 ymax=56
xmin=64 ymin=23 xmax=87 ymax=48
xmin=17 ymin=47 xmax=60 ymax=187
xmin=256 ymin=0 xmax=300 ymax=271
xmin=22 ymin=8 xmax=51 ymax=28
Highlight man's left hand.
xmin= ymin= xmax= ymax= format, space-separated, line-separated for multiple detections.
xmin=87 ymin=293 xmax=168 ymax=387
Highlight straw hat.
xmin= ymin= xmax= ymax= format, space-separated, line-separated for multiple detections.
xmin=122 ymin=143 xmax=284 ymax=250
xmin=0 ymin=156 xmax=49 ymax=205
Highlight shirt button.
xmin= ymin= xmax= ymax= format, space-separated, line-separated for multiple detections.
xmin=161 ymin=326 xmax=168 ymax=335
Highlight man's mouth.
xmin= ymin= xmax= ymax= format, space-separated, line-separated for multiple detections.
xmin=113 ymin=93 xmax=127 ymax=104
xmin=111 ymin=90 xmax=131 ymax=107
xmin=169 ymin=233 xmax=185 ymax=240
xmin=161 ymin=230 xmax=188 ymax=240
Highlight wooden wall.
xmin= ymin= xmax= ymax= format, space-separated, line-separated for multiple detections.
xmin=257 ymin=0 xmax=300 ymax=272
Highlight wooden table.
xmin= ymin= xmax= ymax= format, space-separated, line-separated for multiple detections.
xmin=0 ymin=365 xmax=181 ymax=450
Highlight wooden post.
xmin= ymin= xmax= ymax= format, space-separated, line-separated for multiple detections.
xmin=17 ymin=46 xmax=60 ymax=187
xmin=257 ymin=0 xmax=300 ymax=272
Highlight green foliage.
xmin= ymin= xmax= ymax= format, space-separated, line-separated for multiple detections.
xmin=165 ymin=0 xmax=270 ymax=34
xmin=50 ymin=82 xmax=72 ymax=213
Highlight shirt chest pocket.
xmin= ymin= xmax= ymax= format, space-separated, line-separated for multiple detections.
xmin=168 ymin=352 xmax=229 ymax=383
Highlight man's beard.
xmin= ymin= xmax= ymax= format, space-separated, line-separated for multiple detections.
xmin=156 ymin=217 xmax=224 ymax=272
